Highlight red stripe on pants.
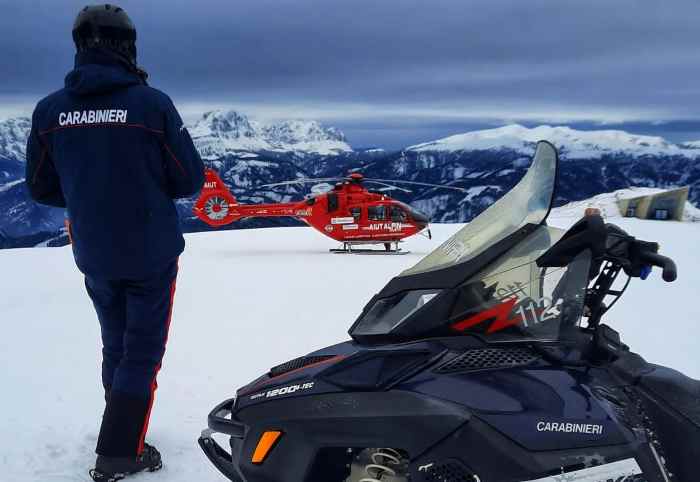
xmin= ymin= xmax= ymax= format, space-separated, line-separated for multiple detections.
xmin=136 ymin=268 xmax=178 ymax=455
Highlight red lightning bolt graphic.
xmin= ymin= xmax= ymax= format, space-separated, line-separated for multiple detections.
xmin=452 ymin=297 xmax=523 ymax=334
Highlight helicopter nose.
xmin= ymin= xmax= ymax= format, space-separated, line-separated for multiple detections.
xmin=414 ymin=220 xmax=431 ymax=239
xmin=411 ymin=210 xmax=430 ymax=225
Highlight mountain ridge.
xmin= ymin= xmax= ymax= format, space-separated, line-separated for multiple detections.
xmin=188 ymin=109 xmax=352 ymax=159
xmin=0 ymin=113 xmax=698 ymax=248
xmin=408 ymin=124 xmax=700 ymax=160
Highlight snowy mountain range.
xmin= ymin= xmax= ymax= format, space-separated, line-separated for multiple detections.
xmin=188 ymin=110 xmax=352 ymax=159
xmin=352 ymin=125 xmax=700 ymax=223
xmin=409 ymin=124 xmax=700 ymax=160
xmin=1 ymin=112 xmax=699 ymax=248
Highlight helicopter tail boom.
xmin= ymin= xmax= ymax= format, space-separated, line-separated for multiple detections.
xmin=194 ymin=169 xmax=311 ymax=227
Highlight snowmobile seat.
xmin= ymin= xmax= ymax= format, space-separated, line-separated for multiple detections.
xmin=611 ymin=353 xmax=700 ymax=426
xmin=637 ymin=365 xmax=700 ymax=482
xmin=639 ymin=365 xmax=700 ymax=427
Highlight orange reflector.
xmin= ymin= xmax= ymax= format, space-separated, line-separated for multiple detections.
xmin=251 ymin=431 xmax=283 ymax=464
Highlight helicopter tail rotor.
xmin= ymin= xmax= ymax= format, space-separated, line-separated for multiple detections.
xmin=193 ymin=169 xmax=241 ymax=227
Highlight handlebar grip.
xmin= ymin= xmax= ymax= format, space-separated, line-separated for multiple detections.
xmin=639 ymin=251 xmax=677 ymax=282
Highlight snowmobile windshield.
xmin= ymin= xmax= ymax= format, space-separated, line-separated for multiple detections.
xmin=352 ymin=226 xmax=592 ymax=342
xmin=350 ymin=141 xmax=593 ymax=343
xmin=447 ymin=227 xmax=591 ymax=342
xmin=400 ymin=141 xmax=557 ymax=277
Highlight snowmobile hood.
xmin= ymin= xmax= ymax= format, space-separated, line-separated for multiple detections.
xmin=65 ymin=49 xmax=143 ymax=96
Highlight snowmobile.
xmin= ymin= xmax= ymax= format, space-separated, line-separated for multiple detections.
xmin=199 ymin=141 xmax=700 ymax=482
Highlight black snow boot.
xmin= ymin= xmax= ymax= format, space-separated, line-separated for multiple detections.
xmin=89 ymin=443 xmax=162 ymax=481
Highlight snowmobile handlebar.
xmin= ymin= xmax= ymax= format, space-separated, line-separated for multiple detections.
xmin=538 ymin=214 xmax=677 ymax=283
xmin=637 ymin=251 xmax=677 ymax=282
xmin=538 ymin=215 xmax=678 ymax=330
xmin=604 ymin=224 xmax=677 ymax=283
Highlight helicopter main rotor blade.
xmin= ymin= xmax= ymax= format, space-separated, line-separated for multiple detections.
xmin=259 ymin=178 xmax=343 ymax=188
xmin=259 ymin=175 xmax=474 ymax=194
xmin=364 ymin=178 xmax=471 ymax=193
xmin=362 ymin=180 xmax=412 ymax=193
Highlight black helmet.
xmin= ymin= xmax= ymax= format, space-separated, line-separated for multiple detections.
xmin=72 ymin=4 xmax=137 ymax=65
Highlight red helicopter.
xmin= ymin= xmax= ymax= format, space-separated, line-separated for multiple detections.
xmin=193 ymin=168 xmax=467 ymax=253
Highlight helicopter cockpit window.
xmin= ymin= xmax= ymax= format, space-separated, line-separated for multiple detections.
xmin=407 ymin=207 xmax=429 ymax=224
xmin=350 ymin=207 xmax=362 ymax=220
xmin=391 ymin=206 xmax=407 ymax=222
xmin=368 ymin=205 xmax=386 ymax=221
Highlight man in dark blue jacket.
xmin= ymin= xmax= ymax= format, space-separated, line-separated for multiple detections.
xmin=26 ymin=5 xmax=204 ymax=481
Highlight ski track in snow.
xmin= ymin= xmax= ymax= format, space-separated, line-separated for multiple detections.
xmin=0 ymin=219 xmax=698 ymax=481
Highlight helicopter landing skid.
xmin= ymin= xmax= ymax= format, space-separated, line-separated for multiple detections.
xmin=330 ymin=248 xmax=411 ymax=255
xmin=330 ymin=242 xmax=410 ymax=255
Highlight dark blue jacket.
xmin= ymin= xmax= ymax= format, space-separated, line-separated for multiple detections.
xmin=26 ymin=50 xmax=204 ymax=279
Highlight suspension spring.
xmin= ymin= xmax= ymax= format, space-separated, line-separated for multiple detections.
xmin=359 ymin=448 xmax=405 ymax=482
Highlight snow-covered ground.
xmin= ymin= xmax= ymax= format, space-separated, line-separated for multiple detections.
xmin=1 ymin=217 xmax=698 ymax=481
xmin=551 ymin=187 xmax=700 ymax=222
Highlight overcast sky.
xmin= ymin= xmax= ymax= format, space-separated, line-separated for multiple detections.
xmin=1 ymin=0 xmax=699 ymax=148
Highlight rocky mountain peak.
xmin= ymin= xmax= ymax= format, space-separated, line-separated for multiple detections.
xmin=187 ymin=109 xmax=352 ymax=158
xmin=191 ymin=110 xmax=257 ymax=139
xmin=261 ymin=119 xmax=347 ymax=144
xmin=0 ymin=117 xmax=31 ymax=161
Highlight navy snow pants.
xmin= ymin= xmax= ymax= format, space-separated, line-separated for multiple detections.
xmin=85 ymin=260 xmax=178 ymax=457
